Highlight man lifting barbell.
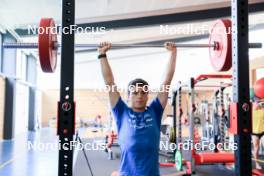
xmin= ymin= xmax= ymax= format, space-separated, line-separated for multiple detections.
xmin=98 ymin=41 xmax=177 ymax=176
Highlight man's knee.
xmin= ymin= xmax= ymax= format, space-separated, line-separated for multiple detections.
xmin=111 ymin=171 xmax=119 ymax=176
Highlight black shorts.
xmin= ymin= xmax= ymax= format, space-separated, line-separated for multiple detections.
xmin=252 ymin=132 xmax=264 ymax=139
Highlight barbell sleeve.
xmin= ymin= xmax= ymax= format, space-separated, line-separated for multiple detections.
xmin=2 ymin=42 xmax=262 ymax=49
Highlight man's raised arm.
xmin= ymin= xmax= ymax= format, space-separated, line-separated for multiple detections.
xmin=157 ymin=42 xmax=177 ymax=108
xmin=98 ymin=42 xmax=120 ymax=108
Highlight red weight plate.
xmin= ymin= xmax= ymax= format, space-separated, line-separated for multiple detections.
xmin=209 ymin=19 xmax=232 ymax=71
xmin=38 ymin=18 xmax=57 ymax=72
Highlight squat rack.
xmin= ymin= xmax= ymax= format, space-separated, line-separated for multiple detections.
xmin=171 ymin=74 xmax=234 ymax=173
xmin=57 ymin=0 xmax=252 ymax=176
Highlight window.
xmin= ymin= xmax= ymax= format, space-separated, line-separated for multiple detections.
xmin=16 ymin=50 xmax=27 ymax=81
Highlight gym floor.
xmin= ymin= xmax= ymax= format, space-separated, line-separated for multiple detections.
xmin=2 ymin=128 xmax=259 ymax=176
xmin=0 ymin=128 xmax=58 ymax=176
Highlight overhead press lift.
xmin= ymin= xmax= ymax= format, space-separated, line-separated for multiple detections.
xmin=56 ymin=0 xmax=254 ymax=175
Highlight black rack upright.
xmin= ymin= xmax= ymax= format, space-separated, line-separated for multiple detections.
xmin=57 ymin=0 xmax=76 ymax=176
xmin=231 ymin=0 xmax=252 ymax=175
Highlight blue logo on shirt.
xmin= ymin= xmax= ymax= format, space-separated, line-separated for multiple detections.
xmin=128 ymin=109 xmax=153 ymax=129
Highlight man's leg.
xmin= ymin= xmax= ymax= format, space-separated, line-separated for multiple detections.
xmin=252 ymin=135 xmax=262 ymax=170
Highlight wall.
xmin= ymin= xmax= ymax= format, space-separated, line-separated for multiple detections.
xmin=41 ymin=89 xmax=122 ymax=127
xmin=14 ymin=83 xmax=29 ymax=136
xmin=41 ymin=90 xmax=58 ymax=127
xmin=41 ymin=89 xmax=172 ymax=127
xmin=41 ymin=88 xmax=215 ymax=132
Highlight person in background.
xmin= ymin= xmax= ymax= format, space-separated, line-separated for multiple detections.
xmin=94 ymin=115 xmax=102 ymax=128
xmin=252 ymin=96 xmax=264 ymax=170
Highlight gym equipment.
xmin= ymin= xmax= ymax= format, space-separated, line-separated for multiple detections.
xmin=252 ymin=169 xmax=264 ymax=176
xmin=181 ymin=116 xmax=188 ymax=125
xmin=105 ymin=131 xmax=118 ymax=148
xmin=159 ymin=163 xmax=175 ymax=167
xmin=195 ymin=74 xmax=232 ymax=147
xmin=74 ymin=132 xmax=94 ymax=176
xmin=38 ymin=18 xmax=58 ymax=72
xmin=194 ymin=152 xmax=234 ymax=164
xmin=200 ymin=101 xmax=214 ymax=142
xmin=172 ymin=76 xmax=235 ymax=174
xmin=175 ymin=150 xmax=183 ymax=171
xmin=254 ymin=77 xmax=264 ymax=99
xmin=209 ymin=19 xmax=232 ymax=71
xmin=194 ymin=116 xmax=201 ymax=125
xmin=250 ymin=88 xmax=255 ymax=100
xmin=190 ymin=77 xmax=235 ymax=167
xmin=170 ymin=85 xmax=193 ymax=175
xmin=219 ymin=87 xmax=226 ymax=144
xmin=252 ymin=158 xmax=264 ymax=163
xmin=2 ymin=19 xmax=261 ymax=73
xmin=195 ymin=74 xmax=232 ymax=83
xmin=177 ymin=86 xmax=183 ymax=146
xmin=168 ymin=126 xmax=176 ymax=144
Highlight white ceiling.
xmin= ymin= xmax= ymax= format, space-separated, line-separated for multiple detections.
xmin=0 ymin=0 xmax=264 ymax=30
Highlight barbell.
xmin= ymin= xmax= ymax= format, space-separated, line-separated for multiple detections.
xmin=3 ymin=42 xmax=219 ymax=49
xmin=2 ymin=18 xmax=262 ymax=73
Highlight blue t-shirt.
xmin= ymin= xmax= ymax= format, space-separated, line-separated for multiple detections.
xmin=112 ymin=97 xmax=164 ymax=176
